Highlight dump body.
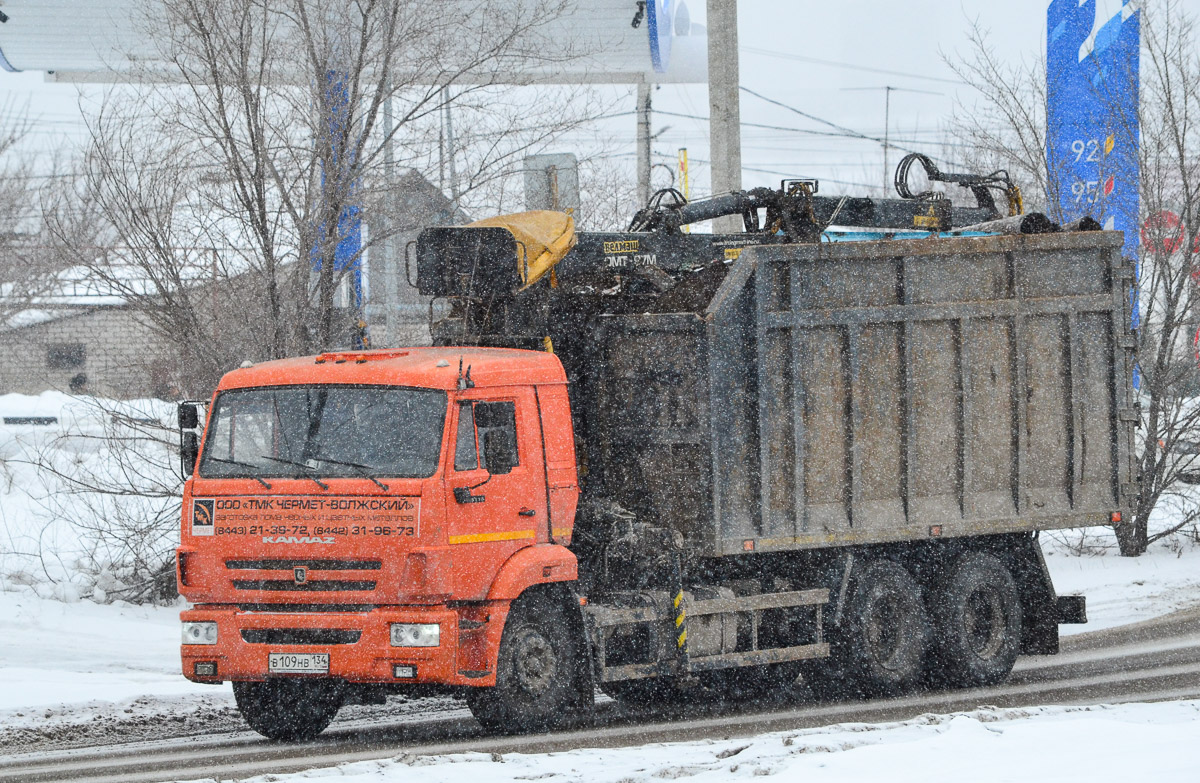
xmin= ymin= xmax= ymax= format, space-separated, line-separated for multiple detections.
xmin=558 ymin=231 xmax=1137 ymax=558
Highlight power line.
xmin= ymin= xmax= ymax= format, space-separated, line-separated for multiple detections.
xmin=600 ymin=149 xmax=878 ymax=191
xmin=739 ymin=86 xmax=950 ymax=164
xmin=740 ymin=46 xmax=968 ymax=86
xmin=651 ymin=109 xmax=968 ymax=148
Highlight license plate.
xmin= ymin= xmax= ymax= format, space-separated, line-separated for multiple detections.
xmin=268 ymin=652 xmax=329 ymax=674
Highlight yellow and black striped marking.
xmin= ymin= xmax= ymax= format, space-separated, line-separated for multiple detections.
xmin=674 ymin=590 xmax=688 ymax=649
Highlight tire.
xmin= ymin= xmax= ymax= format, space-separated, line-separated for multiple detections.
xmin=233 ymin=678 xmax=343 ymax=741
xmin=927 ymin=552 xmax=1022 ymax=687
xmin=466 ymin=591 xmax=587 ymax=733
xmin=802 ymin=559 xmax=929 ymax=699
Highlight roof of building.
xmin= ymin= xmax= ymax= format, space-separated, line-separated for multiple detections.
xmin=218 ymin=347 xmax=567 ymax=392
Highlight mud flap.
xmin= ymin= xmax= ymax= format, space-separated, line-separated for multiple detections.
xmin=1004 ymin=534 xmax=1065 ymax=655
xmin=1057 ymin=595 xmax=1087 ymax=624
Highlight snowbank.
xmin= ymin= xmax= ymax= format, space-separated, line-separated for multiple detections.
xmin=0 ymin=391 xmax=179 ymax=599
xmin=0 ymin=589 xmax=208 ymax=719
xmin=166 ymin=701 xmax=1200 ymax=783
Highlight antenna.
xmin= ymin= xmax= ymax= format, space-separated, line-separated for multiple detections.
xmin=456 ymin=357 xmax=475 ymax=390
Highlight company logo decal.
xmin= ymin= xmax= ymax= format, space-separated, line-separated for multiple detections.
xmin=192 ymin=499 xmax=215 ymax=536
xmin=293 ymin=566 xmax=308 ymax=583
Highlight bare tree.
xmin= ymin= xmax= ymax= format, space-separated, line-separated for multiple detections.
xmin=45 ymin=0 xmax=607 ymax=395
xmin=948 ymin=1 xmax=1200 ymax=554
xmin=0 ymin=100 xmax=58 ymax=329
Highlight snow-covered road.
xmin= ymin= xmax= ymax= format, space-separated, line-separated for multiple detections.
xmin=163 ymin=701 xmax=1200 ymax=783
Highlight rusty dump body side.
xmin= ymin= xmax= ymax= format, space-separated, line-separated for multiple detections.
xmin=586 ymin=231 xmax=1137 ymax=558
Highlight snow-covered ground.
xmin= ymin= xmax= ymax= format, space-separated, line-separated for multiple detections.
xmin=2 ymin=390 xmax=1199 ymax=762
xmin=166 ymin=701 xmax=1200 ymax=783
xmin=1046 ymin=540 xmax=1200 ymax=634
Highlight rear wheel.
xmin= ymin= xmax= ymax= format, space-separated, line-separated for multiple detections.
xmin=233 ymin=678 xmax=343 ymax=741
xmin=927 ymin=552 xmax=1022 ymax=687
xmin=802 ymin=559 xmax=929 ymax=699
xmin=466 ymin=591 xmax=588 ymax=733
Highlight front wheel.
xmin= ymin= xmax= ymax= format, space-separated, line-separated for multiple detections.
xmin=233 ymin=678 xmax=343 ymax=741
xmin=466 ymin=591 xmax=589 ymax=733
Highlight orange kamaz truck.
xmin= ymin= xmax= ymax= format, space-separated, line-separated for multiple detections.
xmin=177 ymin=177 xmax=1136 ymax=740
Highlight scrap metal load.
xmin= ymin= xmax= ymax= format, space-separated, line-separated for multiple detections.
xmin=417 ymin=154 xmax=1032 ymax=306
xmin=416 ymin=156 xmax=1134 ymax=569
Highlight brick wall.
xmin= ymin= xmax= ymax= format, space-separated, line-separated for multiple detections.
xmin=0 ymin=308 xmax=179 ymax=399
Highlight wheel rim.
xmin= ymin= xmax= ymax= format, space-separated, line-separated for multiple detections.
xmin=864 ymin=591 xmax=904 ymax=669
xmin=963 ymin=586 xmax=1005 ymax=659
xmin=513 ymin=628 xmax=558 ymax=697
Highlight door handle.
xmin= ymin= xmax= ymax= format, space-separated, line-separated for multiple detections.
xmin=518 ymin=508 xmax=536 ymax=517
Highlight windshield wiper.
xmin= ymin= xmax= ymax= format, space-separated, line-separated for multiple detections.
xmin=310 ymin=455 xmax=390 ymax=491
xmin=205 ymin=457 xmax=272 ymax=488
xmin=257 ymin=455 xmax=330 ymax=490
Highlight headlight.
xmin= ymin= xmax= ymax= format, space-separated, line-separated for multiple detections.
xmin=182 ymin=621 xmax=218 ymax=645
xmin=390 ymin=623 xmax=440 ymax=647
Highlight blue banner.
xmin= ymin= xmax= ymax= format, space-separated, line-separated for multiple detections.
xmin=312 ymin=69 xmax=365 ymax=347
xmin=1046 ymin=0 xmax=1140 ymax=252
xmin=1047 ymin=1 xmax=1140 ymax=384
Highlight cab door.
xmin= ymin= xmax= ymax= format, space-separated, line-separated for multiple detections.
xmin=444 ymin=387 xmax=548 ymax=598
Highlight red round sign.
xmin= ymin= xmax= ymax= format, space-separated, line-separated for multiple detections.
xmin=1141 ymin=210 xmax=1185 ymax=254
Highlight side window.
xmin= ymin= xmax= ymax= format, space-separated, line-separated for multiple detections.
xmin=475 ymin=401 xmax=518 ymax=473
xmin=454 ymin=401 xmax=479 ymax=471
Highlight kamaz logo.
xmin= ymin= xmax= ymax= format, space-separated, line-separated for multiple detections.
xmin=261 ymin=536 xmax=335 ymax=545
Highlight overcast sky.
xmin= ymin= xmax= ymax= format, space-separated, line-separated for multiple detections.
xmin=0 ymin=1 xmax=1168 ymax=209
xmin=635 ymin=0 xmax=1137 ymax=198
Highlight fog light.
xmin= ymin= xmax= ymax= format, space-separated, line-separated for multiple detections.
xmin=390 ymin=623 xmax=440 ymax=647
xmin=194 ymin=661 xmax=218 ymax=677
xmin=393 ymin=664 xmax=417 ymax=679
xmin=182 ymin=621 xmax=218 ymax=645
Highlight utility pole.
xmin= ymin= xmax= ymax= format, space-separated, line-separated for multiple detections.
xmin=883 ymin=86 xmax=891 ymax=194
xmin=636 ymin=81 xmax=652 ymax=207
xmin=442 ymin=85 xmax=459 ymax=208
xmin=707 ymin=0 xmax=742 ymax=233
xmin=678 ymin=147 xmax=690 ymax=232
xmin=842 ymin=85 xmax=941 ymax=195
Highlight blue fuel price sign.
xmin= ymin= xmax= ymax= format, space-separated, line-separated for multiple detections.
xmin=1047 ymin=0 xmax=1139 ymax=251
xmin=1047 ymin=0 xmax=1140 ymax=370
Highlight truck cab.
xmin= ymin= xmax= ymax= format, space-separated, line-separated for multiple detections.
xmin=177 ymin=347 xmax=583 ymax=739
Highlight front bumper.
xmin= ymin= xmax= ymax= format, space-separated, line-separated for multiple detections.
xmin=180 ymin=604 xmax=506 ymax=687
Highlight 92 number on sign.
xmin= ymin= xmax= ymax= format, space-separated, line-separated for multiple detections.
xmin=1072 ymin=138 xmax=1102 ymax=163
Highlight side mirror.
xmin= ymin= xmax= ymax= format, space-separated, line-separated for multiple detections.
xmin=178 ymin=402 xmax=199 ymax=430
xmin=178 ymin=401 xmax=204 ymax=479
xmin=181 ymin=432 xmax=200 ymax=479
xmin=482 ymin=429 xmax=517 ymax=475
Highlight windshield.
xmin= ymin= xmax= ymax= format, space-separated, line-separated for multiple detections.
xmin=198 ymin=385 xmax=447 ymax=480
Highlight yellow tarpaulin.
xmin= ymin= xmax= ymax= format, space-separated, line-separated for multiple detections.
xmin=468 ymin=210 xmax=577 ymax=290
